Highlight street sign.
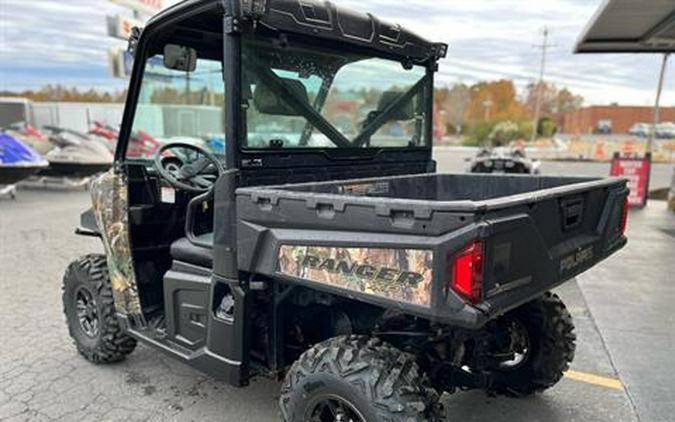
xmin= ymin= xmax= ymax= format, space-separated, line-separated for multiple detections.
xmin=107 ymin=0 xmax=167 ymax=78
xmin=109 ymin=0 xmax=165 ymax=16
xmin=107 ymin=14 xmax=144 ymax=40
xmin=610 ymin=154 xmax=651 ymax=208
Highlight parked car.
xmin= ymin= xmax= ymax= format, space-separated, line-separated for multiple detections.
xmin=595 ymin=119 xmax=612 ymax=134
xmin=655 ymin=122 xmax=675 ymax=138
xmin=628 ymin=123 xmax=651 ymax=138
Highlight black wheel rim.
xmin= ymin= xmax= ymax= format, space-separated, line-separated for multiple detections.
xmin=75 ymin=286 xmax=99 ymax=338
xmin=498 ymin=318 xmax=531 ymax=370
xmin=306 ymin=394 xmax=366 ymax=422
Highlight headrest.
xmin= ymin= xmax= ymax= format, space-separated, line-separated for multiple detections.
xmin=253 ymin=78 xmax=309 ymax=116
xmin=377 ymin=90 xmax=415 ymax=121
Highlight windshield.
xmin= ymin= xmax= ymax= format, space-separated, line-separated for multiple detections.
xmin=128 ymin=52 xmax=226 ymax=159
xmin=242 ymin=37 xmax=431 ymax=150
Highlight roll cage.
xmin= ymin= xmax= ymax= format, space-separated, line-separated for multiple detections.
xmin=115 ymin=0 xmax=447 ymax=172
xmin=241 ymin=37 xmax=433 ymax=150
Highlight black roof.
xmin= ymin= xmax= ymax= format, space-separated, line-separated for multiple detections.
xmin=145 ymin=0 xmax=447 ymax=63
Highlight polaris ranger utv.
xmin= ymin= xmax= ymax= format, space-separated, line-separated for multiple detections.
xmin=62 ymin=0 xmax=629 ymax=420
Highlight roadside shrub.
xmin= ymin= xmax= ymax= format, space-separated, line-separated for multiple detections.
xmin=489 ymin=120 xmax=520 ymax=145
xmin=518 ymin=121 xmax=534 ymax=140
xmin=539 ymin=117 xmax=557 ymax=138
xmin=463 ymin=121 xmax=496 ymax=146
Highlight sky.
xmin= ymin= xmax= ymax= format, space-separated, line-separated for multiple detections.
xmin=1 ymin=0 xmax=674 ymax=106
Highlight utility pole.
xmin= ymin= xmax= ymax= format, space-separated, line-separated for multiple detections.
xmin=531 ymin=27 xmax=554 ymax=142
xmin=648 ymin=53 xmax=669 ymax=153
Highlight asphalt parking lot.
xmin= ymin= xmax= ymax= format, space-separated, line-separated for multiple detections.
xmin=1 ymin=188 xmax=673 ymax=422
xmin=433 ymin=148 xmax=675 ymax=190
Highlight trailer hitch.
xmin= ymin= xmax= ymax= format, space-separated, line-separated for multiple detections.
xmin=429 ymin=363 xmax=493 ymax=394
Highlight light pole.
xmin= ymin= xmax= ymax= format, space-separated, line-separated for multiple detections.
xmin=482 ymin=97 xmax=493 ymax=121
xmin=648 ymin=53 xmax=669 ymax=154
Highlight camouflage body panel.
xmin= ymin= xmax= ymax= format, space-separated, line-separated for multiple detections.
xmin=278 ymin=245 xmax=433 ymax=306
xmin=90 ymin=169 xmax=144 ymax=319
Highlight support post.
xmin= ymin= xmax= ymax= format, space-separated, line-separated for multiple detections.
xmin=223 ymin=0 xmax=242 ymax=171
xmin=648 ymin=53 xmax=669 ymax=154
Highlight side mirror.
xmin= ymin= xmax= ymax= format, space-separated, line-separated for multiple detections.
xmin=164 ymin=44 xmax=197 ymax=72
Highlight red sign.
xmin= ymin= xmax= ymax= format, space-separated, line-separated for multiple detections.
xmin=110 ymin=0 xmax=164 ymax=15
xmin=610 ymin=155 xmax=651 ymax=208
xmin=107 ymin=14 xmax=144 ymax=40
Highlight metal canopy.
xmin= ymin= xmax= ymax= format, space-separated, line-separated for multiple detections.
xmin=576 ymin=0 xmax=675 ymax=53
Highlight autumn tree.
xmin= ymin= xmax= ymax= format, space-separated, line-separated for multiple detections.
xmin=465 ymin=80 xmax=527 ymax=123
xmin=524 ymin=82 xmax=583 ymax=114
xmin=435 ymin=83 xmax=470 ymax=133
xmin=554 ymin=87 xmax=584 ymax=113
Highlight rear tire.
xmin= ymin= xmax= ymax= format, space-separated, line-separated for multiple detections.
xmin=491 ymin=292 xmax=576 ymax=396
xmin=280 ymin=335 xmax=444 ymax=422
xmin=62 ymin=254 xmax=136 ymax=363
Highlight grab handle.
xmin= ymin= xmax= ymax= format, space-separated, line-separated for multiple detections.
xmin=560 ymin=197 xmax=584 ymax=231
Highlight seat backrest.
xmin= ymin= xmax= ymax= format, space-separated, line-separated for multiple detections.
xmin=185 ymin=188 xmax=214 ymax=248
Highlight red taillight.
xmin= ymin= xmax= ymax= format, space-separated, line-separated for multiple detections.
xmin=450 ymin=240 xmax=484 ymax=304
xmin=620 ymin=196 xmax=629 ymax=235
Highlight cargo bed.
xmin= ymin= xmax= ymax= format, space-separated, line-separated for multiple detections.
xmin=236 ymin=173 xmax=628 ymax=328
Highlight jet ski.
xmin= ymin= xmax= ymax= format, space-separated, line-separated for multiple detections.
xmin=90 ymin=122 xmax=167 ymax=157
xmin=128 ymin=130 xmax=164 ymax=158
xmin=89 ymin=121 xmax=117 ymax=142
xmin=41 ymin=126 xmax=113 ymax=177
xmin=0 ymin=131 xmax=49 ymax=186
xmin=468 ymin=146 xmax=540 ymax=174
xmin=4 ymin=122 xmax=54 ymax=156
xmin=88 ymin=121 xmax=118 ymax=152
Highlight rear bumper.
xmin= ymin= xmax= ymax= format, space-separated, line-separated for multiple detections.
xmin=240 ymin=216 xmax=626 ymax=329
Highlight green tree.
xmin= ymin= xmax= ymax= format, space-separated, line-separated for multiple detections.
xmin=463 ymin=121 xmax=496 ymax=146
xmin=538 ymin=116 xmax=557 ymax=137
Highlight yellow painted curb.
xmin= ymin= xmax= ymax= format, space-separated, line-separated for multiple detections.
xmin=564 ymin=370 xmax=624 ymax=390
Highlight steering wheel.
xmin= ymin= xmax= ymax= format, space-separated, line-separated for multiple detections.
xmin=154 ymin=142 xmax=225 ymax=193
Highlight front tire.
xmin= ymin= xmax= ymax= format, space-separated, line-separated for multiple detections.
xmin=491 ymin=292 xmax=576 ymax=396
xmin=280 ymin=335 xmax=444 ymax=422
xmin=62 ymin=254 xmax=136 ymax=363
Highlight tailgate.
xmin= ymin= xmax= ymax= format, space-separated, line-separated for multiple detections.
xmin=480 ymin=179 xmax=628 ymax=307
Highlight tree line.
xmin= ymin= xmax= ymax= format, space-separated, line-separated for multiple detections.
xmin=0 ymin=85 xmax=127 ymax=103
xmin=434 ymin=79 xmax=583 ymax=144
xmin=2 ymin=80 xmax=583 ymax=143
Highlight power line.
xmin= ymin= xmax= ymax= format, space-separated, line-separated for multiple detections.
xmin=530 ymin=27 xmax=555 ymax=142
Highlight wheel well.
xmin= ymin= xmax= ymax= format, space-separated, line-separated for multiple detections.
xmin=248 ymin=285 xmax=575 ymax=397
xmin=248 ymin=281 xmax=388 ymax=374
